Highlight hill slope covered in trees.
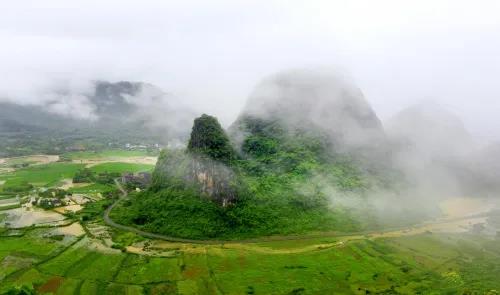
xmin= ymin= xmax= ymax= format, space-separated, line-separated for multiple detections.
xmin=110 ymin=70 xmax=399 ymax=239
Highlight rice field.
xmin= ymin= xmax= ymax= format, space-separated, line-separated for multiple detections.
xmin=1 ymin=153 xmax=499 ymax=294
xmin=0 ymin=163 xmax=85 ymax=188
xmin=0 ymin=160 xmax=153 ymax=192
xmin=1 ymin=226 xmax=500 ymax=294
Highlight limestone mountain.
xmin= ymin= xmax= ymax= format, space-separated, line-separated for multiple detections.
xmin=231 ymin=68 xmax=385 ymax=152
xmin=229 ymin=69 xmax=391 ymax=187
xmin=153 ymin=114 xmax=238 ymax=206
xmin=0 ymin=81 xmax=195 ymax=156
xmin=385 ymin=102 xmax=476 ymax=159
xmin=385 ymin=103 xmax=486 ymax=196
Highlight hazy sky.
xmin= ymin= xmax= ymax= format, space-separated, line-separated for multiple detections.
xmin=1 ymin=0 xmax=499 ymax=140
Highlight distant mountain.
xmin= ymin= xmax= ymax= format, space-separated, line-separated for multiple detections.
xmin=0 ymin=81 xmax=195 ymax=156
xmin=384 ymin=103 xmax=500 ymax=196
xmin=232 ymin=69 xmax=385 ymax=150
xmin=386 ymin=103 xmax=476 ymax=159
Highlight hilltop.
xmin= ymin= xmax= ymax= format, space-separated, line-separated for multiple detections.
xmin=109 ymin=70 xmax=398 ymax=240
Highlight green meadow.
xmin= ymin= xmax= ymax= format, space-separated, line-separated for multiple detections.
xmin=1 ymin=229 xmax=500 ymax=294
xmin=0 ymin=163 xmax=85 ymax=188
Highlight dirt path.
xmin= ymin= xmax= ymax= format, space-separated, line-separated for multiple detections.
xmin=104 ymin=181 xmax=496 ymax=250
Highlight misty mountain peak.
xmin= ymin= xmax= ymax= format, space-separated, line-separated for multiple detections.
xmin=386 ymin=102 xmax=475 ymax=157
xmin=235 ymin=68 xmax=384 ymax=148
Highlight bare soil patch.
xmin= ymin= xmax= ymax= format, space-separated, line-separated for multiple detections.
xmin=36 ymin=276 xmax=63 ymax=294
xmin=51 ymin=223 xmax=85 ymax=237
xmin=58 ymin=179 xmax=89 ymax=190
xmin=53 ymin=204 xmax=82 ymax=214
xmin=2 ymin=207 xmax=66 ymax=228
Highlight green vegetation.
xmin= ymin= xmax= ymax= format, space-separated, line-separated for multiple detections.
xmin=77 ymin=197 xmax=116 ymax=222
xmin=89 ymin=163 xmax=153 ymax=174
xmin=0 ymin=163 xmax=85 ymax=189
xmin=0 ymin=149 xmax=499 ymax=294
xmin=187 ymin=114 xmax=235 ymax=164
xmin=67 ymin=183 xmax=114 ymax=194
xmin=38 ymin=189 xmax=67 ymax=199
xmin=112 ymin=115 xmax=372 ymax=239
xmin=64 ymin=149 xmax=155 ymax=159
xmin=1 ymin=230 xmax=500 ymax=294
xmin=72 ymin=168 xmax=95 ymax=183
xmin=73 ymin=168 xmax=120 ymax=185
xmin=0 ymin=160 xmax=151 ymax=196
xmin=1 ymin=181 xmax=34 ymax=194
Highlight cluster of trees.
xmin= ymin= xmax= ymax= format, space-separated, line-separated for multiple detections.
xmin=73 ymin=168 xmax=120 ymax=185
xmin=187 ymin=114 xmax=235 ymax=164
xmin=33 ymin=188 xmax=69 ymax=209
xmin=73 ymin=168 xmax=95 ymax=183
xmin=38 ymin=188 xmax=67 ymax=199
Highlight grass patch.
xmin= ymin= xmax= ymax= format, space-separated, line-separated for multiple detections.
xmin=114 ymin=255 xmax=182 ymax=284
xmin=89 ymin=162 xmax=154 ymax=174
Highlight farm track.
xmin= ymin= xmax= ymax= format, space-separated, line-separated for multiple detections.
xmin=104 ymin=180 xmax=495 ymax=248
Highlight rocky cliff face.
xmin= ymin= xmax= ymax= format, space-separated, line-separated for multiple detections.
xmin=188 ymin=155 xmax=237 ymax=206
xmin=186 ymin=114 xmax=237 ymax=206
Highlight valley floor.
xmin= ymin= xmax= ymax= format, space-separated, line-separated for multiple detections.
xmin=1 ymin=153 xmax=500 ymax=294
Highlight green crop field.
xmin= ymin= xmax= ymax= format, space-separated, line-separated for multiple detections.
xmin=89 ymin=162 xmax=154 ymax=174
xmin=64 ymin=149 xmax=155 ymax=160
xmin=0 ymin=155 xmax=153 ymax=193
xmin=1 ymin=154 xmax=499 ymax=294
xmin=0 ymin=163 xmax=85 ymax=188
xmin=1 ymin=230 xmax=500 ymax=294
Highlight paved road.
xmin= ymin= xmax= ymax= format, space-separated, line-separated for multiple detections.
xmin=103 ymin=180 xmax=364 ymax=244
xmin=104 ymin=180 xmax=493 ymax=245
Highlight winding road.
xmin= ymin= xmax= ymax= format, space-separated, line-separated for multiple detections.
xmin=103 ymin=180 xmax=215 ymax=244
xmin=104 ymin=179 xmax=495 ymax=245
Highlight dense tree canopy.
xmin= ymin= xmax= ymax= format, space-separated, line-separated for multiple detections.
xmin=111 ymin=115 xmax=380 ymax=239
xmin=187 ymin=114 xmax=235 ymax=164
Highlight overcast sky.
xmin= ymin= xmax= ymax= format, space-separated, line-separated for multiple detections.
xmin=1 ymin=0 xmax=499 ymax=140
